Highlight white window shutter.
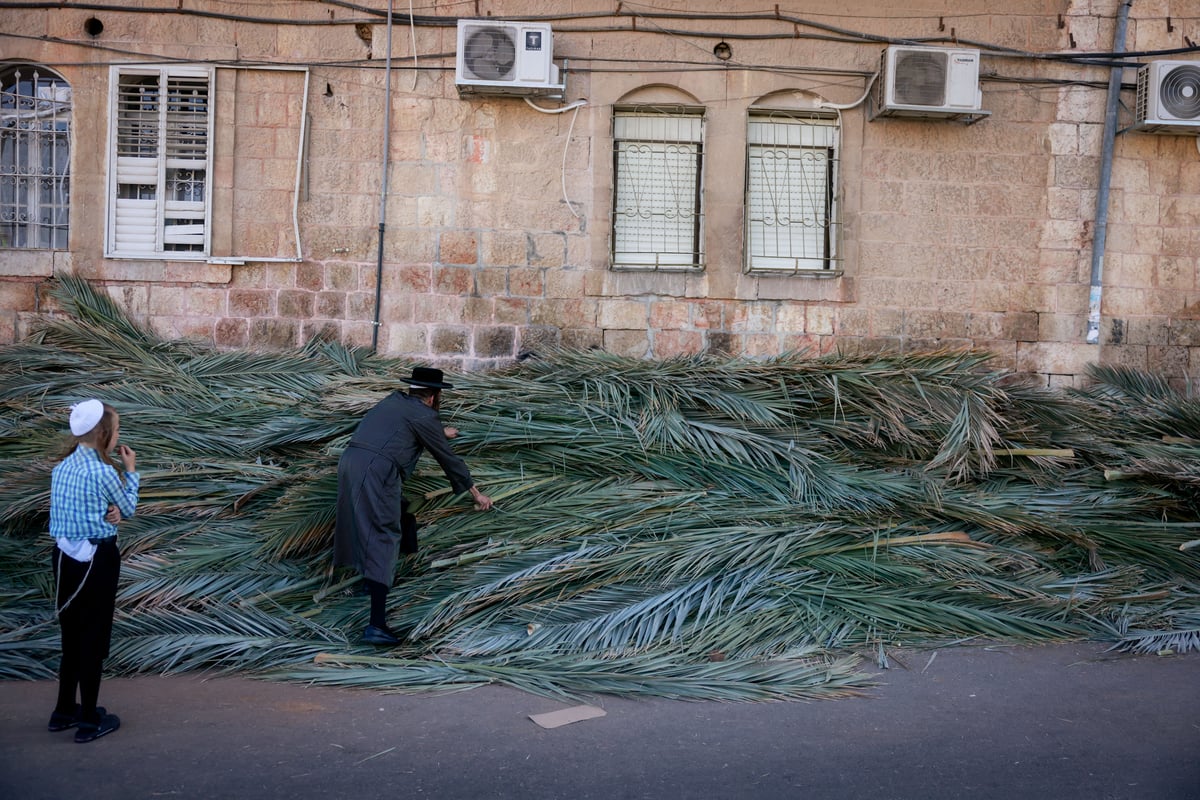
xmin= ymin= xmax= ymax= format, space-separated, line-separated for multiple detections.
xmin=107 ymin=67 xmax=212 ymax=258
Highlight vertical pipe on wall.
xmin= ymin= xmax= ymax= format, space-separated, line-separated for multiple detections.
xmin=371 ymin=0 xmax=396 ymax=352
xmin=1087 ymin=0 xmax=1134 ymax=345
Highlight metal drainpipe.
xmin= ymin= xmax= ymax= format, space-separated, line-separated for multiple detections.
xmin=1086 ymin=0 xmax=1134 ymax=346
xmin=371 ymin=0 xmax=396 ymax=352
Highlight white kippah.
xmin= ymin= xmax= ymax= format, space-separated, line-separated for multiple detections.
xmin=69 ymin=399 xmax=104 ymax=436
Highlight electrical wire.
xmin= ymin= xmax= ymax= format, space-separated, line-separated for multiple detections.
xmin=524 ymin=97 xmax=590 ymax=219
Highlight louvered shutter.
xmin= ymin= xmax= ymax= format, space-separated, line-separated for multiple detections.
xmin=109 ymin=67 xmax=211 ymax=257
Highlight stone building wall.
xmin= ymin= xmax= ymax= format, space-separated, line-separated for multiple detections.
xmin=1 ymin=1 xmax=1198 ymax=387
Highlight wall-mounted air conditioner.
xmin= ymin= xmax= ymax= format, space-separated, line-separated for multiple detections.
xmin=1132 ymin=60 xmax=1200 ymax=134
xmin=455 ymin=19 xmax=564 ymax=98
xmin=872 ymin=45 xmax=987 ymax=122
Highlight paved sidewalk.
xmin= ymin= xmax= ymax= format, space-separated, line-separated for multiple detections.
xmin=1 ymin=643 xmax=1197 ymax=800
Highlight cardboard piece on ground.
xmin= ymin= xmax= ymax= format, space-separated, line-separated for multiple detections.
xmin=528 ymin=704 xmax=607 ymax=729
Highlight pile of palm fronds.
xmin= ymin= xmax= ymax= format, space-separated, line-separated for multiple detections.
xmin=1 ymin=273 xmax=1197 ymax=700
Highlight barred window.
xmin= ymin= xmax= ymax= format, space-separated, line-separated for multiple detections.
xmin=0 ymin=64 xmax=70 ymax=249
xmin=745 ymin=111 xmax=840 ymax=273
xmin=107 ymin=65 xmax=213 ymax=258
xmin=611 ymin=107 xmax=704 ymax=270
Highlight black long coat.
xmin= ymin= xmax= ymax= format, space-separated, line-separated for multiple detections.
xmin=333 ymin=391 xmax=475 ymax=586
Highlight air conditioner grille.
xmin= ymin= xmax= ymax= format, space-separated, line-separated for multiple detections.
xmin=893 ymin=50 xmax=948 ymax=107
xmin=1159 ymin=64 xmax=1200 ymax=119
xmin=462 ymin=27 xmax=517 ymax=82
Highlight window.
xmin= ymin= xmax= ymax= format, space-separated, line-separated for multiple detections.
xmin=611 ymin=107 xmax=704 ymax=270
xmin=0 ymin=64 xmax=70 ymax=249
xmin=107 ymin=66 xmax=213 ymax=258
xmin=745 ymin=111 xmax=839 ymax=273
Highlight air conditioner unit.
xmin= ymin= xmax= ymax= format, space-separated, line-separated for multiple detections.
xmin=455 ymin=19 xmax=564 ymax=98
xmin=872 ymin=45 xmax=986 ymax=121
xmin=1133 ymin=61 xmax=1200 ymax=134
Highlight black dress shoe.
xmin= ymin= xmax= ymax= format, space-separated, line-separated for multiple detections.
xmin=48 ymin=704 xmax=106 ymax=732
xmin=361 ymin=624 xmax=400 ymax=645
xmin=74 ymin=712 xmax=120 ymax=743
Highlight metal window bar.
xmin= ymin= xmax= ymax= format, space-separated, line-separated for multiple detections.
xmin=745 ymin=112 xmax=840 ymax=274
xmin=612 ymin=108 xmax=704 ymax=270
xmin=0 ymin=66 xmax=70 ymax=249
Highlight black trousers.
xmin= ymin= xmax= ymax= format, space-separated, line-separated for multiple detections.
xmin=53 ymin=539 xmax=120 ymax=722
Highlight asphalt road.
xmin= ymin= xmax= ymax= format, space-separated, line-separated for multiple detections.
xmin=1 ymin=642 xmax=1197 ymax=800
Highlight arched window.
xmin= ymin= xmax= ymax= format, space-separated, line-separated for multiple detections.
xmin=0 ymin=64 xmax=70 ymax=249
xmin=611 ymin=86 xmax=705 ymax=271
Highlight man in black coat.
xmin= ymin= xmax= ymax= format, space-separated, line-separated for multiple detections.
xmin=334 ymin=366 xmax=493 ymax=645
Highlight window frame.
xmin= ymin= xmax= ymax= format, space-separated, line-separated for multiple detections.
xmin=0 ymin=63 xmax=71 ymax=250
xmin=744 ymin=109 xmax=841 ymax=275
xmin=105 ymin=64 xmax=215 ymax=260
xmin=610 ymin=105 xmax=705 ymax=272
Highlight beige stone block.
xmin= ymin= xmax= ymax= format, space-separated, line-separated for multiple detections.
xmin=1126 ymin=318 xmax=1169 ymax=346
xmin=1098 ymin=343 xmax=1148 ymax=371
xmin=347 ymin=292 xmax=376 ymax=320
xmin=1047 ymin=187 xmax=1083 ymax=220
xmin=460 ymin=296 xmax=492 ymax=325
xmin=439 ymin=232 xmax=478 ymax=266
xmin=532 ymin=298 xmax=597 ymax=328
xmin=1156 ymin=257 xmax=1198 ymax=291
xmin=385 ymin=324 xmax=428 ymax=355
xmin=494 ymin=298 xmax=531 ymax=325
xmin=1017 ymin=341 xmax=1099 ymax=375
xmin=383 ymin=228 xmax=437 ymax=264
xmin=105 ymin=284 xmax=147 ymax=317
xmin=389 ymin=163 xmax=439 ymax=197
xmin=436 ymin=266 xmax=472 ymax=297
xmin=482 ymin=231 xmax=528 ymax=267
xmin=727 ymin=302 xmax=774 ymax=333
xmin=431 ymin=325 xmax=469 ymax=355
xmin=599 ymin=299 xmax=648 ymax=330
xmin=517 ymin=325 xmax=562 ymax=355
xmin=649 ymin=299 xmax=690 ymax=330
xmin=147 ymin=286 xmax=187 ymax=317
xmin=416 ymin=196 xmax=454 ymax=228
xmin=0 ymin=281 xmax=37 ymax=314
xmin=1110 ymin=158 xmax=1151 ymax=193
xmin=602 ymin=328 xmax=650 ymax=357
xmin=473 ymin=326 xmax=516 ymax=358
xmin=1037 ymin=313 xmax=1087 ymax=343
xmin=1045 ymin=123 xmax=1079 ymax=156
xmin=509 ymin=268 xmax=545 ymax=297
xmin=1057 ymin=85 xmax=1104 ymax=124
xmin=412 ymin=293 xmax=464 ymax=324
xmin=475 ymin=268 xmax=507 ymax=297
xmin=1039 ymin=219 xmax=1089 ymax=251
xmin=546 ymin=269 xmax=585 ymax=299
xmin=653 ymin=329 xmax=705 ymax=357
xmin=315 ymin=291 xmax=346 ymax=319
xmin=530 ymin=233 xmax=566 ymax=268
xmin=343 ymin=321 xmax=377 ymax=350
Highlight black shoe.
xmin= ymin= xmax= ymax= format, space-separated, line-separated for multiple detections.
xmin=361 ymin=624 xmax=400 ymax=646
xmin=74 ymin=712 xmax=120 ymax=743
xmin=48 ymin=704 xmax=106 ymax=732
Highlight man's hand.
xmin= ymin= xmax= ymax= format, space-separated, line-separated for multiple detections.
xmin=443 ymin=427 xmax=459 ymax=439
xmin=470 ymin=486 xmax=493 ymax=511
xmin=105 ymin=504 xmax=122 ymax=525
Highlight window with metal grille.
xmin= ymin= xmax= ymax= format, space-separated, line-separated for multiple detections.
xmin=0 ymin=65 xmax=70 ymax=249
xmin=611 ymin=107 xmax=704 ymax=270
xmin=107 ymin=66 xmax=212 ymax=258
xmin=745 ymin=111 xmax=840 ymax=273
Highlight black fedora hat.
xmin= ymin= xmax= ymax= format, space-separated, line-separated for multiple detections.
xmin=407 ymin=366 xmax=454 ymax=390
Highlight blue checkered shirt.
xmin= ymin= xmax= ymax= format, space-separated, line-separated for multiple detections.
xmin=49 ymin=445 xmax=139 ymax=541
